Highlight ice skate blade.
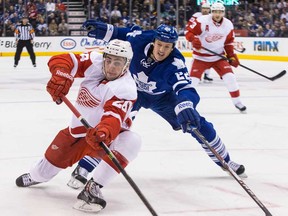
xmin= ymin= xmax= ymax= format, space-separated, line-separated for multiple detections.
xmin=73 ymin=200 xmax=104 ymax=213
xmin=239 ymin=110 xmax=247 ymax=114
xmin=225 ymin=170 xmax=248 ymax=179
xmin=203 ymin=79 xmax=213 ymax=83
xmin=203 ymin=74 xmax=213 ymax=82
xmin=235 ymin=104 xmax=247 ymax=113
xmin=238 ymin=172 xmax=248 ymax=178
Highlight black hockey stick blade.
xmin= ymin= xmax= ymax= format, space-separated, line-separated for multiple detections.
xmin=234 ymin=47 xmax=246 ymax=53
xmin=269 ymin=70 xmax=286 ymax=81
xmin=240 ymin=64 xmax=286 ymax=81
xmin=202 ymin=46 xmax=286 ymax=81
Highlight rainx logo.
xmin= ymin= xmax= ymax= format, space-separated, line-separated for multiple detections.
xmin=253 ymin=41 xmax=279 ymax=52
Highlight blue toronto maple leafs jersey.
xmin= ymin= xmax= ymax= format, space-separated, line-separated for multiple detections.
xmin=111 ymin=26 xmax=197 ymax=109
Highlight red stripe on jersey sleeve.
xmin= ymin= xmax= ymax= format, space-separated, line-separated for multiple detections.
xmin=98 ymin=96 xmax=135 ymax=141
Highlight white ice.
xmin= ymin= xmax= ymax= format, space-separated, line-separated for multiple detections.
xmin=0 ymin=56 xmax=287 ymax=216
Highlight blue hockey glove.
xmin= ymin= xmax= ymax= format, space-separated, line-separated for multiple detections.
xmin=82 ymin=20 xmax=116 ymax=41
xmin=175 ymin=101 xmax=201 ymax=133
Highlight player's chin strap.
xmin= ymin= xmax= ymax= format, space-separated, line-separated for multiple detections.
xmin=61 ymin=96 xmax=158 ymax=216
xmin=192 ymin=128 xmax=272 ymax=216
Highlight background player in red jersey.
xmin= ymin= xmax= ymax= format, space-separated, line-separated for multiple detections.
xmin=187 ymin=1 xmax=213 ymax=82
xmin=185 ymin=2 xmax=246 ymax=112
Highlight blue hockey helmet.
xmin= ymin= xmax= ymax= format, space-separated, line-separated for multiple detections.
xmin=154 ymin=24 xmax=178 ymax=44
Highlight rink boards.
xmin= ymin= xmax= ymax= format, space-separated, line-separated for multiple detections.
xmin=1 ymin=36 xmax=288 ymax=62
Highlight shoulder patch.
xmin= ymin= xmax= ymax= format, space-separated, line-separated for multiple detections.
xmin=172 ymin=58 xmax=186 ymax=69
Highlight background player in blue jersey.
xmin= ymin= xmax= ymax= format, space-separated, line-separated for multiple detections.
xmin=67 ymin=22 xmax=247 ymax=190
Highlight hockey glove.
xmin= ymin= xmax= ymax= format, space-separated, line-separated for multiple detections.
xmin=86 ymin=125 xmax=112 ymax=151
xmin=192 ymin=37 xmax=202 ymax=50
xmin=82 ymin=20 xmax=116 ymax=41
xmin=46 ymin=67 xmax=73 ymax=104
xmin=225 ymin=44 xmax=240 ymax=68
xmin=175 ymin=101 xmax=201 ymax=133
xmin=227 ymin=53 xmax=240 ymax=68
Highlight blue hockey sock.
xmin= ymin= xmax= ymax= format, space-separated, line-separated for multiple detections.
xmin=201 ymin=135 xmax=230 ymax=167
xmin=78 ymin=156 xmax=101 ymax=172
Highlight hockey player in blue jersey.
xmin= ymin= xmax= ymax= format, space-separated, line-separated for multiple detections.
xmin=67 ymin=22 xmax=247 ymax=192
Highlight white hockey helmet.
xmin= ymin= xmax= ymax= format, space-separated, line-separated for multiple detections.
xmin=201 ymin=1 xmax=210 ymax=9
xmin=211 ymin=2 xmax=225 ymax=12
xmin=104 ymin=39 xmax=133 ymax=60
xmin=103 ymin=39 xmax=133 ymax=80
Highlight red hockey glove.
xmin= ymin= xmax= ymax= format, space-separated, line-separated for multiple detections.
xmin=227 ymin=53 xmax=240 ymax=68
xmin=86 ymin=125 xmax=111 ymax=151
xmin=192 ymin=38 xmax=202 ymax=50
xmin=46 ymin=67 xmax=73 ymax=103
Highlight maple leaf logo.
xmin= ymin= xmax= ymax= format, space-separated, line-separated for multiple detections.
xmin=172 ymin=58 xmax=186 ymax=69
xmin=132 ymin=71 xmax=158 ymax=93
xmin=126 ymin=30 xmax=142 ymax=38
xmin=164 ymin=26 xmax=172 ymax=32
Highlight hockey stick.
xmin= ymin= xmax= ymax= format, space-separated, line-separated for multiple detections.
xmin=234 ymin=47 xmax=246 ymax=53
xmin=192 ymin=129 xmax=272 ymax=216
xmin=202 ymin=46 xmax=286 ymax=81
xmin=61 ymin=96 xmax=158 ymax=216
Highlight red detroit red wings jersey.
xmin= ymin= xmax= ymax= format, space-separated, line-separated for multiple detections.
xmin=186 ymin=14 xmax=235 ymax=62
xmin=50 ymin=51 xmax=137 ymax=138
xmin=185 ymin=12 xmax=202 ymax=29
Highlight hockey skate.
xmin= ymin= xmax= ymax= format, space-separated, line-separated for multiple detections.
xmin=235 ymin=102 xmax=247 ymax=113
xmin=203 ymin=73 xmax=213 ymax=82
xmin=15 ymin=173 xmax=39 ymax=187
xmin=223 ymin=161 xmax=247 ymax=178
xmin=73 ymin=178 xmax=106 ymax=213
xmin=67 ymin=165 xmax=88 ymax=189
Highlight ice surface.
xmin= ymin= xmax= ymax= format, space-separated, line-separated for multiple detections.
xmin=0 ymin=56 xmax=287 ymax=216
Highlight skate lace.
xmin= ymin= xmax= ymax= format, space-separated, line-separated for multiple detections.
xmin=88 ymin=181 xmax=103 ymax=199
xmin=22 ymin=174 xmax=36 ymax=186
xmin=235 ymin=103 xmax=245 ymax=109
xmin=228 ymin=161 xmax=240 ymax=172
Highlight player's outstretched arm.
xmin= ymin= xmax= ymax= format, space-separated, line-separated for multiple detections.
xmin=82 ymin=20 xmax=133 ymax=42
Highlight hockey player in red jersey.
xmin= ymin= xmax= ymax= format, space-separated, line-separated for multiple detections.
xmin=188 ymin=1 xmax=213 ymax=82
xmin=185 ymin=2 xmax=247 ymax=112
xmin=15 ymin=39 xmax=142 ymax=213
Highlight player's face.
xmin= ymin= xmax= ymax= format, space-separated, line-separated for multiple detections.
xmin=212 ymin=10 xmax=225 ymax=22
xmin=152 ymin=39 xmax=174 ymax=62
xmin=201 ymin=8 xmax=210 ymax=15
xmin=103 ymin=54 xmax=127 ymax=81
